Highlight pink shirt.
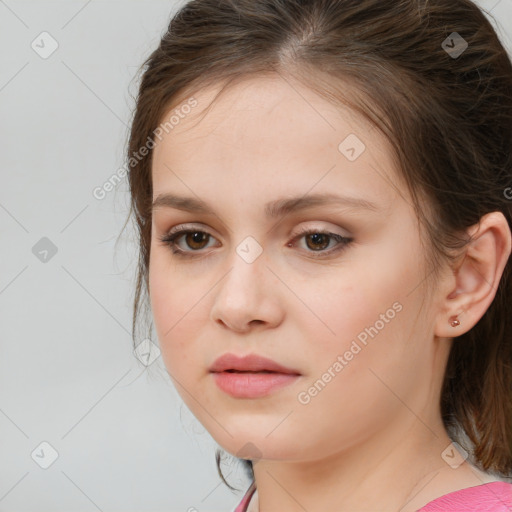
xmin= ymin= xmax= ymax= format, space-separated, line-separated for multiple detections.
xmin=234 ymin=481 xmax=512 ymax=512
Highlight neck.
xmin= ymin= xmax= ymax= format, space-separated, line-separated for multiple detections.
xmin=249 ymin=414 xmax=477 ymax=512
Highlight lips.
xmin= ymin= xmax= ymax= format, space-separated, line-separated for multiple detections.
xmin=224 ymin=370 xmax=274 ymax=373
xmin=209 ymin=353 xmax=301 ymax=375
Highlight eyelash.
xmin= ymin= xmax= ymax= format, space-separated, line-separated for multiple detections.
xmin=158 ymin=224 xmax=353 ymax=259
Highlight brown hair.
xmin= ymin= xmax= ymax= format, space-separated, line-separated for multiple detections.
xmin=122 ymin=0 xmax=512 ymax=490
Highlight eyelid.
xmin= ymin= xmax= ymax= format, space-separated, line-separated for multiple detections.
xmin=166 ymin=222 xmax=212 ymax=234
xmin=291 ymin=222 xmax=350 ymax=238
xmin=165 ymin=221 xmax=349 ymax=239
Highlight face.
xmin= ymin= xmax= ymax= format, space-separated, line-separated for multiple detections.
xmin=149 ymin=75 xmax=446 ymax=463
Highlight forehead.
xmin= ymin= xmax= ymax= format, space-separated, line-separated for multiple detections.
xmin=151 ymin=75 xmax=403 ymax=209
xmin=154 ymin=75 xmax=373 ymax=153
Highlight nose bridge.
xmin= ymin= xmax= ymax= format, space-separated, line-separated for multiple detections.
xmin=211 ymin=237 xmax=281 ymax=330
xmin=221 ymin=237 xmax=267 ymax=301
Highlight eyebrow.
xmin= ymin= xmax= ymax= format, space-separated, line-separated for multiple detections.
xmin=151 ymin=192 xmax=381 ymax=218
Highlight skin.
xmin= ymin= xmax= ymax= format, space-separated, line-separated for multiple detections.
xmin=148 ymin=74 xmax=511 ymax=512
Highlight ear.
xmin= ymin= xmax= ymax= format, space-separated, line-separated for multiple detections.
xmin=434 ymin=211 xmax=511 ymax=338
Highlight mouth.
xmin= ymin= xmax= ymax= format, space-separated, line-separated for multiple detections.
xmin=209 ymin=352 xmax=301 ymax=375
xmin=222 ymin=369 xmax=282 ymax=373
xmin=211 ymin=369 xmax=301 ymax=398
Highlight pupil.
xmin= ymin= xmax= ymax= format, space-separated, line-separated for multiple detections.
xmin=307 ymin=233 xmax=328 ymax=250
xmin=187 ymin=232 xmax=207 ymax=249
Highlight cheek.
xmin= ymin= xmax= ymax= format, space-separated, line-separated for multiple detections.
xmin=149 ymin=245 xmax=198 ymax=323
xmin=289 ymin=289 xmax=416 ymax=456
xmin=148 ymin=251 xmax=203 ymax=370
xmin=293 ymin=243 xmax=423 ymax=398
xmin=297 ymin=264 xmax=407 ymax=351
xmin=297 ymin=250 xmax=427 ymax=424
xmin=297 ymin=289 xmax=402 ymax=395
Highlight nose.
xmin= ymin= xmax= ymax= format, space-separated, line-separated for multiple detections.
xmin=210 ymin=246 xmax=284 ymax=333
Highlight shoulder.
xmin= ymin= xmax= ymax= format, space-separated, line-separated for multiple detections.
xmin=231 ymin=480 xmax=512 ymax=512
xmin=417 ymin=481 xmax=512 ymax=512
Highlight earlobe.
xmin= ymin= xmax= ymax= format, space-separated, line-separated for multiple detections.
xmin=434 ymin=211 xmax=512 ymax=339
xmin=449 ymin=315 xmax=460 ymax=328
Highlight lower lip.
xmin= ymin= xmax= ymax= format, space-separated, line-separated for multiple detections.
xmin=211 ymin=371 xmax=300 ymax=398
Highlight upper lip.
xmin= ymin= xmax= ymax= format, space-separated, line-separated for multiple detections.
xmin=209 ymin=353 xmax=301 ymax=374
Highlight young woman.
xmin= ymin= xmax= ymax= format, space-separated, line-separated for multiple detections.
xmin=124 ymin=0 xmax=512 ymax=510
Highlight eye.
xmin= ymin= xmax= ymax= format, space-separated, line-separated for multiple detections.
xmin=288 ymin=227 xmax=353 ymax=258
xmin=159 ymin=225 xmax=217 ymax=256
xmin=158 ymin=225 xmax=353 ymax=258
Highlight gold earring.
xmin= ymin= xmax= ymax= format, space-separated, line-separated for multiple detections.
xmin=450 ymin=316 xmax=460 ymax=327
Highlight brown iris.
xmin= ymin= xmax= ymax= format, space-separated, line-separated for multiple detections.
xmin=304 ymin=233 xmax=330 ymax=251
xmin=185 ymin=231 xmax=209 ymax=250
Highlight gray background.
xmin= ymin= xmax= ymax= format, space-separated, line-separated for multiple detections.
xmin=0 ymin=1 xmax=511 ymax=511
